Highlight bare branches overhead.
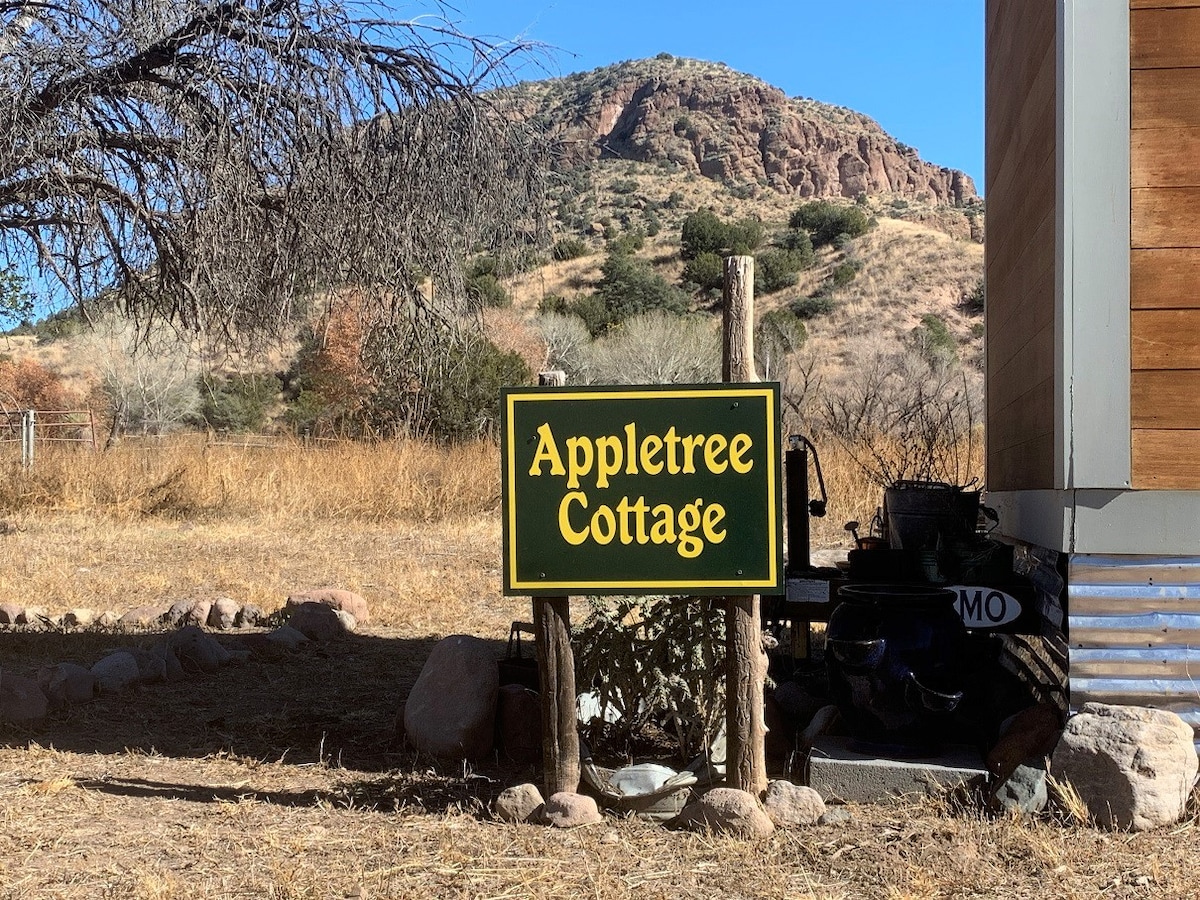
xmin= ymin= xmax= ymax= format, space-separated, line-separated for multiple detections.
xmin=0 ymin=0 xmax=547 ymax=339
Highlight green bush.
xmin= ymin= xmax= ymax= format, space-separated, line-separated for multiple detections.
xmin=197 ymin=373 xmax=281 ymax=433
xmin=609 ymin=177 xmax=639 ymax=195
xmin=830 ymin=260 xmax=861 ymax=287
xmin=788 ymin=201 xmax=872 ymax=248
xmin=682 ymin=251 xmax=725 ymax=291
xmin=912 ymin=313 xmax=957 ymax=364
xmin=755 ymin=248 xmax=808 ymax=295
xmin=538 ymin=293 xmax=570 ymax=314
xmin=607 ymin=229 xmax=645 ymax=255
xmin=680 ymin=209 xmax=728 ymax=260
xmin=591 ymin=249 xmax=688 ymax=334
xmin=726 ymin=218 xmax=765 ymax=255
xmin=778 ymin=227 xmax=816 ymax=264
xmin=791 ymin=294 xmax=836 ymax=320
xmin=466 ymin=273 xmax=511 ymax=308
xmin=552 ymin=237 xmax=590 ymax=262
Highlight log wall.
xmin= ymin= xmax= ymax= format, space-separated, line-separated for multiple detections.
xmin=1131 ymin=1 xmax=1200 ymax=488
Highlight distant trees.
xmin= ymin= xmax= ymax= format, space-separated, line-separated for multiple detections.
xmin=788 ymin=201 xmax=872 ymax=248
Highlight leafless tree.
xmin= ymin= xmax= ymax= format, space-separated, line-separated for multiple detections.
xmin=0 ymin=0 xmax=547 ymax=342
xmin=581 ymin=312 xmax=720 ymax=386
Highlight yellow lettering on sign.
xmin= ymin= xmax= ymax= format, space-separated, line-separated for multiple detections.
xmin=729 ymin=433 xmax=754 ymax=474
xmin=528 ymin=423 xmax=565 ymax=477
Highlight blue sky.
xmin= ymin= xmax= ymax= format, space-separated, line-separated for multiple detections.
xmin=448 ymin=0 xmax=985 ymax=188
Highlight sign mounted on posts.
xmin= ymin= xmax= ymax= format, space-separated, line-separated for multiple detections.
xmin=501 ymin=383 xmax=783 ymax=596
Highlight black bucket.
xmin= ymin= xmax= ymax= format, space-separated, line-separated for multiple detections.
xmin=884 ymin=480 xmax=979 ymax=551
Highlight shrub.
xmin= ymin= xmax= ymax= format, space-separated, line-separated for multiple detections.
xmin=791 ymin=294 xmax=836 ymax=319
xmin=607 ymin=229 xmax=645 ymax=255
xmin=726 ymin=218 xmax=765 ymax=255
xmin=754 ymin=248 xmax=807 ymax=294
xmin=830 ymin=260 xmax=861 ymax=287
xmin=581 ymin=311 xmax=720 ymax=386
xmin=0 ymin=357 xmax=81 ymax=410
xmin=788 ymin=200 xmax=872 ymax=248
xmin=911 ymin=313 xmax=958 ymax=365
xmin=551 ymin=237 xmax=590 ymax=262
xmin=755 ymin=308 xmax=807 ymax=379
xmin=778 ymin=227 xmax=816 ymax=266
xmin=197 ymin=373 xmax=280 ymax=433
xmin=466 ymin=273 xmax=510 ymax=308
xmin=538 ymin=293 xmax=570 ymax=314
xmin=961 ymin=278 xmax=985 ymax=315
xmin=682 ymin=251 xmax=724 ymax=291
xmin=590 ymin=250 xmax=688 ymax=334
xmin=609 ymin=177 xmax=639 ymax=195
xmin=680 ymin=208 xmax=727 ymax=260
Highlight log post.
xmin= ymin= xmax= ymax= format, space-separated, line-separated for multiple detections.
xmin=721 ymin=255 xmax=768 ymax=796
xmin=534 ymin=369 xmax=580 ymax=796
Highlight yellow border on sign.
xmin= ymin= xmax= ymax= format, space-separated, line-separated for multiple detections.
xmin=504 ymin=386 xmax=780 ymax=592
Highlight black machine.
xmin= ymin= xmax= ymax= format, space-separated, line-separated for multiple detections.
xmin=774 ymin=435 xmax=1043 ymax=752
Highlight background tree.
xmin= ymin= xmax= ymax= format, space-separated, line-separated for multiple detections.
xmin=0 ymin=0 xmax=547 ymax=342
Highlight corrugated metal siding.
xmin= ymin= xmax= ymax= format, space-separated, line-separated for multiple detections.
xmin=1068 ymin=554 xmax=1200 ymax=749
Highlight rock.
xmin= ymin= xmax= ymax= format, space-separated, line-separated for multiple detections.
xmin=987 ymin=703 xmax=1063 ymax=782
xmin=119 ymin=605 xmax=167 ymax=629
xmin=675 ymin=788 xmax=774 ymax=838
xmin=168 ymin=625 xmax=231 ymax=673
xmin=818 ymin=807 xmax=853 ymax=826
xmin=149 ymin=641 xmax=186 ymax=681
xmin=63 ymin=609 xmax=97 ymax=628
xmin=185 ymin=600 xmax=213 ymax=628
xmin=404 ymin=634 xmax=499 ymax=760
xmin=496 ymin=783 xmax=545 ymax=823
xmin=496 ymin=684 xmax=541 ymax=764
xmin=113 ymin=647 xmax=168 ymax=684
xmin=91 ymin=652 xmax=142 ymax=694
xmin=287 ymin=589 xmax=370 ymax=626
xmin=1050 ymin=702 xmax=1199 ymax=831
xmin=990 ymin=763 xmax=1048 ymax=818
xmin=333 ymin=609 xmax=358 ymax=633
xmin=96 ymin=610 xmax=119 ymax=628
xmin=763 ymin=780 xmax=826 ymax=827
xmin=235 ymin=604 xmax=263 ymax=628
xmin=264 ymin=625 xmax=309 ymax=650
xmin=287 ymin=602 xmax=349 ymax=642
xmin=207 ymin=597 xmax=241 ymax=630
xmin=0 ymin=602 xmax=21 ymax=624
xmin=38 ymin=663 xmax=96 ymax=706
xmin=542 ymin=792 xmax=603 ymax=828
xmin=0 ymin=672 xmax=49 ymax=723
xmin=161 ymin=600 xmax=194 ymax=628
xmin=17 ymin=606 xmax=48 ymax=626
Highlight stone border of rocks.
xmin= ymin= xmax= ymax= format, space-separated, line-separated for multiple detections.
xmin=0 ymin=590 xmax=369 ymax=726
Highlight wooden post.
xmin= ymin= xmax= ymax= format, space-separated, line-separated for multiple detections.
xmin=722 ymin=255 xmax=768 ymax=796
xmin=534 ymin=369 xmax=580 ymax=796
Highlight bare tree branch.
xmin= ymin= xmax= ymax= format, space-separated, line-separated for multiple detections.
xmin=1 ymin=0 xmax=548 ymax=342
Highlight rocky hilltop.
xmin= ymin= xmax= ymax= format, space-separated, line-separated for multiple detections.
xmin=510 ymin=56 xmax=975 ymax=205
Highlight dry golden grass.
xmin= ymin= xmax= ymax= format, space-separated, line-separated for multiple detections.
xmin=7 ymin=438 xmax=1194 ymax=900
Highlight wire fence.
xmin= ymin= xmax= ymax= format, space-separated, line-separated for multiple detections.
xmin=0 ymin=409 xmax=97 ymax=466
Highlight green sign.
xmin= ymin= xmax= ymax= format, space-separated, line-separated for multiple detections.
xmin=501 ymin=384 xmax=783 ymax=596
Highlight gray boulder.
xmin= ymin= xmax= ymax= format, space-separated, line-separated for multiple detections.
xmin=991 ymin=763 xmax=1048 ymax=818
xmin=38 ymin=663 xmax=96 ymax=705
xmin=119 ymin=605 xmax=167 ymax=629
xmin=112 ymin=647 xmax=168 ymax=684
xmin=235 ymin=604 xmax=263 ymax=628
xmin=1051 ymin=702 xmax=1199 ymax=830
xmin=763 ymin=780 xmax=826 ymax=827
xmin=675 ymin=788 xmax=774 ymax=838
xmin=149 ymin=642 xmax=186 ymax=681
xmin=92 ymin=652 xmax=142 ymax=694
xmin=168 ymin=626 xmax=231 ymax=673
xmin=0 ymin=602 xmax=21 ymax=624
xmin=17 ymin=606 xmax=49 ymax=626
xmin=0 ymin=671 xmax=49 ymax=723
xmin=404 ymin=635 xmax=498 ymax=760
xmin=543 ymin=792 xmax=603 ymax=828
xmin=496 ymin=783 xmax=545 ymax=823
xmin=208 ymin=597 xmax=240 ymax=630
xmin=265 ymin=625 xmax=309 ymax=650
xmin=62 ymin=609 xmax=97 ymax=628
xmin=287 ymin=589 xmax=370 ymax=625
xmin=287 ymin=602 xmax=350 ymax=642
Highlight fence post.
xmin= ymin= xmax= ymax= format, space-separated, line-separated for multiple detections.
xmin=20 ymin=409 xmax=35 ymax=469
xmin=721 ymin=255 xmax=768 ymax=796
xmin=533 ymin=369 xmax=581 ymax=797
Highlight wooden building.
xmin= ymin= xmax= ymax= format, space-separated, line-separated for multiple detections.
xmin=986 ymin=0 xmax=1200 ymax=738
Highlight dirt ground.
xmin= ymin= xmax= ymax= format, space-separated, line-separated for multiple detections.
xmin=3 ymin=515 xmax=1200 ymax=899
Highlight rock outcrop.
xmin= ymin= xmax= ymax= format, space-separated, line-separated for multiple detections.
xmin=511 ymin=57 xmax=976 ymax=204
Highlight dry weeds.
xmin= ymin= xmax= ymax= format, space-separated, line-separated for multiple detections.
xmin=2 ymin=440 xmax=1198 ymax=899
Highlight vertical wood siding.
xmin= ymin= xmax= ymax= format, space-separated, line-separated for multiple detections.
xmin=985 ymin=0 xmax=1057 ymax=490
xmin=1131 ymin=2 xmax=1200 ymax=488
